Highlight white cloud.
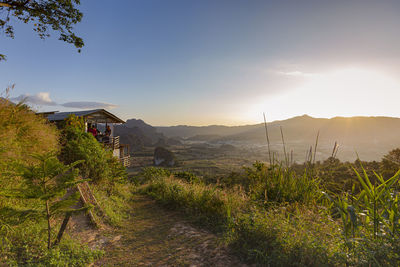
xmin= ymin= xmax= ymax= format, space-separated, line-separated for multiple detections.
xmin=10 ymin=92 xmax=117 ymax=110
xmin=276 ymin=70 xmax=320 ymax=78
xmin=61 ymin=101 xmax=117 ymax=109
xmin=11 ymin=92 xmax=57 ymax=106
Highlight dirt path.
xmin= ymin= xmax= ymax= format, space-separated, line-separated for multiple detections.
xmin=94 ymin=195 xmax=247 ymax=267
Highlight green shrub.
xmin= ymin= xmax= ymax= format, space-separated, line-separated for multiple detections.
xmin=91 ymin=183 xmax=133 ymax=226
xmin=324 ymin=167 xmax=400 ymax=266
xmin=230 ymin=207 xmax=343 ymax=266
xmin=14 ymin=152 xmax=87 ymax=248
xmin=139 ymin=167 xmax=171 ymax=182
xmin=244 ymin=162 xmax=321 ymax=205
xmin=348 ymin=237 xmax=400 ymax=266
xmin=173 ymin=171 xmax=203 ymax=184
xmin=143 ymin=176 xmax=246 ymax=230
xmin=1 ymin=222 xmax=102 ymax=266
xmin=60 ymin=125 xmax=126 ymax=186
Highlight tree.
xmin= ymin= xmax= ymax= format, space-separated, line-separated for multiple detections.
xmin=381 ymin=148 xmax=400 ymax=178
xmin=0 ymin=0 xmax=84 ymax=60
xmin=60 ymin=118 xmax=127 ymax=189
xmin=18 ymin=152 xmax=86 ymax=249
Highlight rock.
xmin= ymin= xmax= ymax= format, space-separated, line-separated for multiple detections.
xmin=154 ymin=147 xmax=176 ymax=167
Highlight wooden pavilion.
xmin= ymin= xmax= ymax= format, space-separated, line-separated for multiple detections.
xmin=42 ymin=109 xmax=130 ymax=167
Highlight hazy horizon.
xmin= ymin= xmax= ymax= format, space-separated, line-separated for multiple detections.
xmin=149 ymin=114 xmax=400 ymax=128
xmin=2 ymin=0 xmax=400 ymax=126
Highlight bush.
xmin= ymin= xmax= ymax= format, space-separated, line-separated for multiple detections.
xmin=173 ymin=171 xmax=203 ymax=184
xmin=60 ymin=125 xmax=126 ymax=186
xmin=139 ymin=167 xmax=171 ymax=182
xmin=1 ymin=222 xmax=102 ymax=266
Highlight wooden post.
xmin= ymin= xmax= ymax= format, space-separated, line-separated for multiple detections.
xmin=53 ymin=212 xmax=72 ymax=246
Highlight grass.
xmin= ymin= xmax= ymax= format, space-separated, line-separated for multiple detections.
xmin=142 ymin=175 xmax=247 ymax=231
xmin=0 ymin=220 xmax=103 ymax=266
xmin=97 ymin=194 xmax=245 ymax=266
xmin=230 ymin=207 xmax=343 ymax=266
xmin=0 ymin=97 xmax=126 ymax=265
xmin=91 ymin=183 xmax=134 ymax=227
xmin=141 ymin=173 xmax=345 ymax=266
xmin=0 ymin=98 xmax=59 ymax=183
xmin=140 ymin=163 xmax=400 ymax=266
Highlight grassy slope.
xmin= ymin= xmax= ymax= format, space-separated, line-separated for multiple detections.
xmin=140 ymin=175 xmax=344 ymax=266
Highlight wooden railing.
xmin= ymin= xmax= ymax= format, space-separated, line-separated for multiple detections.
xmin=113 ymin=136 xmax=119 ymax=149
xmin=120 ymin=155 xmax=130 ymax=167
xmin=100 ymin=136 xmax=119 ymax=150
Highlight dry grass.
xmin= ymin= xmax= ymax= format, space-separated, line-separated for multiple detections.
xmin=0 ymin=98 xmax=59 ymax=177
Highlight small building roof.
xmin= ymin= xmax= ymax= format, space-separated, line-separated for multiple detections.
xmin=46 ymin=109 xmax=125 ymax=123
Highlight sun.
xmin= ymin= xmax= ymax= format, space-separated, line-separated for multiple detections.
xmin=242 ymin=67 xmax=400 ymax=123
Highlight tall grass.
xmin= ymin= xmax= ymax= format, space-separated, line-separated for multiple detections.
xmin=230 ymin=206 xmax=343 ymax=266
xmin=141 ymin=171 xmax=344 ymax=266
xmin=243 ymin=161 xmax=321 ymax=205
xmin=143 ymin=176 xmax=247 ymax=230
xmin=0 ymin=97 xmax=59 ymax=181
xmin=324 ymin=166 xmax=400 ymax=265
xmin=141 ymin=161 xmax=400 ymax=266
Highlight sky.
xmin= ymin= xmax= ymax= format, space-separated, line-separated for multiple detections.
xmin=1 ymin=0 xmax=400 ymax=126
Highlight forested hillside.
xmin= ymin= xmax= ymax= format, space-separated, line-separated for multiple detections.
xmin=0 ymin=98 xmax=129 ymax=265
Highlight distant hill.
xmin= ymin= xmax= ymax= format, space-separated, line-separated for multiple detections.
xmin=156 ymin=124 xmax=260 ymax=139
xmin=119 ymin=115 xmax=400 ymax=161
xmin=114 ymin=119 xmax=166 ymax=151
xmin=115 ymin=119 xmax=184 ymax=151
xmin=156 ymin=115 xmax=400 ymax=161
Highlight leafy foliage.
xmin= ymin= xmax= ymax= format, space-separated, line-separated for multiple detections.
xmin=1 ymin=223 xmax=102 ymax=266
xmin=0 ymin=98 xmax=125 ymax=265
xmin=0 ymin=0 xmax=84 ymax=60
xmin=173 ymin=171 xmax=203 ymax=184
xmin=140 ymin=167 xmax=171 ymax=181
xmin=323 ymin=166 xmax=400 ymax=265
xmin=62 ymin=114 xmax=85 ymax=132
xmin=14 ymin=152 xmax=87 ymax=248
xmin=381 ymin=148 xmax=400 ymax=178
xmin=142 ymin=155 xmax=400 ymax=266
xmin=60 ymin=124 xmax=126 ymax=187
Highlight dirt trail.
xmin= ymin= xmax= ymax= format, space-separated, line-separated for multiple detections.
xmin=93 ymin=195 xmax=247 ymax=267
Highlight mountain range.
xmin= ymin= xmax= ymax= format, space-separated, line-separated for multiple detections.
xmin=117 ymin=115 xmax=400 ymax=161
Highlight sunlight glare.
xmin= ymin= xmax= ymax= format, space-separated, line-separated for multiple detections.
xmin=244 ymin=67 xmax=400 ymax=123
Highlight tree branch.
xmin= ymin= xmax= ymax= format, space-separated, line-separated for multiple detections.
xmin=0 ymin=3 xmax=12 ymax=8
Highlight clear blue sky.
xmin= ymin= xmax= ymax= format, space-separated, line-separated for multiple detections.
xmin=2 ymin=0 xmax=400 ymax=125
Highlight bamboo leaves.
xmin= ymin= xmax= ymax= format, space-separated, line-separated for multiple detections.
xmin=325 ymin=165 xmax=400 ymax=252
